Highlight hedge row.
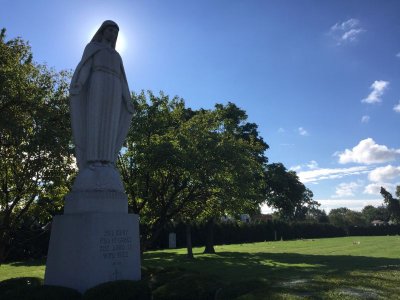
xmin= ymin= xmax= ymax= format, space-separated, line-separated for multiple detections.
xmin=6 ymin=221 xmax=400 ymax=260
xmin=151 ymin=221 xmax=400 ymax=249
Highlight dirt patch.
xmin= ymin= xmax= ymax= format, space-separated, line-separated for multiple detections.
xmin=279 ymin=278 xmax=309 ymax=287
xmin=338 ymin=287 xmax=379 ymax=299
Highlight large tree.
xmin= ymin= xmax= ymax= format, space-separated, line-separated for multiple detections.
xmin=118 ymin=92 xmax=268 ymax=252
xmin=0 ymin=29 xmax=74 ymax=262
xmin=176 ymin=102 xmax=269 ymax=256
xmin=195 ymin=103 xmax=268 ymax=254
xmin=361 ymin=205 xmax=389 ymax=224
xmin=380 ymin=187 xmax=400 ymax=224
xmin=328 ymin=207 xmax=366 ymax=227
xmin=264 ymin=163 xmax=318 ymax=221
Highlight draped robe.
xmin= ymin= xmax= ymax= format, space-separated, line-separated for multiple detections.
xmin=70 ymin=42 xmax=134 ymax=170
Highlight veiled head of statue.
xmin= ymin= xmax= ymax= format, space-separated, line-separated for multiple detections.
xmin=91 ymin=20 xmax=119 ymax=49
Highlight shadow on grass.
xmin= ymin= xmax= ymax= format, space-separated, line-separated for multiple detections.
xmin=7 ymin=259 xmax=46 ymax=267
xmin=144 ymin=251 xmax=400 ymax=298
xmin=144 ymin=251 xmax=400 ymax=282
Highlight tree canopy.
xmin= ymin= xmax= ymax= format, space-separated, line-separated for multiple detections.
xmin=264 ymin=163 xmax=318 ymax=221
xmin=380 ymin=186 xmax=400 ymax=224
xmin=118 ymin=91 xmax=269 ymax=248
xmin=0 ymin=29 xmax=74 ymax=261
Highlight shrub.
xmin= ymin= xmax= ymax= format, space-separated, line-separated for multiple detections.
xmin=0 ymin=279 xmax=81 ymax=300
xmin=152 ymin=273 xmax=222 ymax=300
xmin=0 ymin=277 xmax=43 ymax=299
xmin=148 ymin=267 xmax=187 ymax=290
xmin=215 ymin=279 xmax=269 ymax=300
xmin=83 ymin=280 xmax=151 ymax=300
xmin=24 ymin=285 xmax=81 ymax=300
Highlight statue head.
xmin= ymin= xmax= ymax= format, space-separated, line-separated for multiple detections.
xmin=91 ymin=20 xmax=119 ymax=49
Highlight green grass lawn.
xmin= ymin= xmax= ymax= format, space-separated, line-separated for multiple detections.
xmin=1 ymin=236 xmax=400 ymax=299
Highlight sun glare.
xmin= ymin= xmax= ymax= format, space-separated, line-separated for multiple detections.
xmin=116 ymin=30 xmax=126 ymax=54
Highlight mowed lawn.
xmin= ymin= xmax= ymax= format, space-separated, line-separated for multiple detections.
xmin=1 ymin=236 xmax=400 ymax=299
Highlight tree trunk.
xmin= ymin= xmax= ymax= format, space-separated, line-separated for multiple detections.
xmin=0 ymin=243 xmax=6 ymax=264
xmin=203 ymin=218 xmax=216 ymax=254
xmin=185 ymin=223 xmax=194 ymax=259
xmin=0 ymin=232 xmax=10 ymax=264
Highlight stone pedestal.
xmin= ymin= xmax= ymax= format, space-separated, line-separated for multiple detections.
xmin=44 ymin=165 xmax=141 ymax=293
xmin=45 ymin=213 xmax=140 ymax=293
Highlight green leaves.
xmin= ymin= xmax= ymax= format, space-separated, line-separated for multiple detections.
xmin=118 ymin=92 xmax=269 ymax=246
xmin=380 ymin=187 xmax=400 ymax=224
xmin=0 ymin=29 xmax=74 ymax=260
xmin=265 ymin=163 xmax=319 ymax=221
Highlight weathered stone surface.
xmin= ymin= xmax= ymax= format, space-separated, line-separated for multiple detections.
xmin=44 ymin=20 xmax=141 ymax=293
xmin=44 ymin=213 xmax=141 ymax=293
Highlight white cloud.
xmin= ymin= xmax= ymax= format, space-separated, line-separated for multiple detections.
xmin=342 ymin=28 xmax=364 ymax=42
xmin=333 ymin=181 xmax=361 ymax=198
xmin=298 ymin=127 xmax=309 ymax=136
xmin=329 ymin=18 xmax=365 ymax=44
xmin=278 ymin=127 xmax=285 ymax=133
xmin=396 ymin=52 xmax=400 ymax=58
xmin=260 ymin=204 xmax=275 ymax=214
xmin=317 ymin=199 xmax=382 ymax=212
xmin=307 ymin=160 xmax=319 ymax=169
xmin=368 ymin=165 xmax=400 ymax=182
xmin=298 ymin=166 xmax=369 ymax=183
xmin=394 ymin=101 xmax=400 ymax=113
xmin=290 ymin=160 xmax=318 ymax=172
xmin=337 ymin=138 xmax=400 ymax=165
xmin=331 ymin=18 xmax=360 ymax=31
xmin=361 ymin=80 xmax=389 ymax=104
xmin=361 ymin=115 xmax=370 ymax=123
xmin=363 ymin=182 xmax=396 ymax=195
xmin=290 ymin=165 xmax=302 ymax=172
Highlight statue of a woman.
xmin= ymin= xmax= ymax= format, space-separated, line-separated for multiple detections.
xmin=70 ymin=20 xmax=134 ymax=171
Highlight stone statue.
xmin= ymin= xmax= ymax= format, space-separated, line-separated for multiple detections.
xmin=70 ymin=20 xmax=134 ymax=170
xmin=65 ymin=20 xmax=133 ymax=204
xmin=45 ymin=21 xmax=141 ymax=292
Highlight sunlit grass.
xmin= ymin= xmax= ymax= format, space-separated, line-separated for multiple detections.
xmin=144 ymin=236 xmax=400 ymax=298
xmin=1 ymin=236 xmax=400 ymax=298
xmin=0 ymin=259 xmax=46 ymax=281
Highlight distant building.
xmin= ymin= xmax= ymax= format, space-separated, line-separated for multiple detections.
xmin=252 ymin=214 xmax=273 ymax=223
xmin=371 ymin=220 xmax=386 ymax=226
xmin=240 ymin=214 xmax=251 ymax=223
xmin=220 ymin=215 xmax=235 ymax=223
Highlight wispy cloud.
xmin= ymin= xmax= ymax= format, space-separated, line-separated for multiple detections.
xmin=361 ymin=115 xmax=370 ymax=123
xmin=361 ymin=80 xmax=389 ymax=104
xmin=329 ymin=18 xmax=365 ymax=45
xmin=298 ymin=127 xmax=309 ymax=136
xmin=336 ymin=138 xmax=400 ymax=165
xmin=396 ymin=52 xmax=400 ymax=58
xmin=298 ymin=166 xmax=369 ymax=183
xmin=333 ymin=181 xmax=362 ymax=198
xmin=394 ymin=101 xmax=400 ymax=113
xmin=290 ymin=160 xmax=318 ymax=172
xmin=278 ymin=127 xmax=285 ymax=133
xmin=307 ymin=160 xmax=319 ymax=169
xmin=317 ymin=199 xmax=382 ymax=212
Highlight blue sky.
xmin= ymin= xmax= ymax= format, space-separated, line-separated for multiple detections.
xmin=1 ymin=0 xmax=400 ymax=212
